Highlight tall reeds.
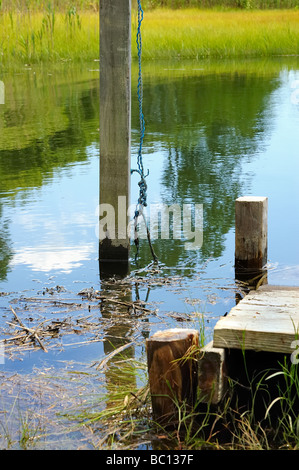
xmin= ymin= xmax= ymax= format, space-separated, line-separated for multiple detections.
xmin=140 ymin=0 xmax=299 ymax=9
xmin=1 ymin=5 xmax=299 ymax=65
xmin=0 ymin=6 xmax=99 ymax=65
xmin=0 ymin=0 xmax=98 ymax=12
xmin=132 ymin=9 xmax=299 ymax=60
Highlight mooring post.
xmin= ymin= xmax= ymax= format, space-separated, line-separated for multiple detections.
xmin=146 ymin=328 xmax=199 ymax=427
xmin=235 ymin=196 xmax=268 ymax=283
xmin=99 ymin=0 xmax=131 ymax=264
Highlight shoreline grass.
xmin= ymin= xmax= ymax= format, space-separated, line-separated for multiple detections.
xmin=135 ymin=9 xmax=299 ymax=59
xmin=140 ymin=0 xmax=299 ymax=9
xmin=0 ymin=1 xmax=99 ymax=12
xmin=0 ymin=10 xmax=99 ymax=65
xmin=0 ymin=8 xmax=299 ymax=66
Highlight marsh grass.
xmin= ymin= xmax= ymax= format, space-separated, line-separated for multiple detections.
xmin=0 ymin=8 xmax=99 ymax=65
xmin=1 ymin=7 xmax=299 ymax=65
xmin=135 ymin=9 xmax=299 ymax=59
xmin=69 ymin=354 xmax=153 ymax=450
xmin=0 ymin=0 xmax=99 ymax=11
xmin=1 ymin=342 xmax=299 ymax=449
xmin=265 ymin=359 xmax=299 ymax=446
xmin=73 ymin=336 xmax=299 ymax=450
xmin=140 ymin=0 xmax=299 ymax=8
xmin=146 ymin=356 xmax=299 ymax=450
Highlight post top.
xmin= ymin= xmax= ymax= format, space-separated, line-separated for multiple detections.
xmin=149 ymin=328 xmax=198 ymax=342
xmin=236 ymin=196 xmax=268 ymax=202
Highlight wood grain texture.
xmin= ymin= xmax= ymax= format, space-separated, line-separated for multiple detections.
xmin=146 ymin=328 xmax=199 ymax=426
xmin=99 ymin=0 xmax=131 ymax=261
xmin=213 ymin=285 xmax=299 ymax=353
xmin=235 ymin=196 xmax=268 ymax=271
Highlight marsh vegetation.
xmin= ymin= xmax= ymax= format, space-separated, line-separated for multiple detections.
xmin=1 ymin=2 xmax=299 ymax=65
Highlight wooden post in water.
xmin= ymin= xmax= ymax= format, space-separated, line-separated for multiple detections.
xmin=99 ymin=0 xmax=131 ymax=264
xmin=146 ymin=328 xmax=199 ymax=427
xmin=235 ymin=196 xmax=268 ymax=284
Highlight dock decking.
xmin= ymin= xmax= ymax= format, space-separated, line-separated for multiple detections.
xmin=213 ymin=285 xmax=299 ymax=354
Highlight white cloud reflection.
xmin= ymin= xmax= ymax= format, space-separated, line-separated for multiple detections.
xmin=12 ymin=244 xmax=95 ymax=273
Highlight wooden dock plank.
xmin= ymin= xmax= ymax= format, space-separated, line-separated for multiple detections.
xmin=213 ymin=285 xmax=299 ymax=354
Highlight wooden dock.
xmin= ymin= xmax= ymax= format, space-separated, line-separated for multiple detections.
xmin=146 ymin=284 xmax=299 ymax=416
xmin=213 ymin=285 xmax=299 ymax=354
xmin=145 ymin=197 xmax=299 ymax=419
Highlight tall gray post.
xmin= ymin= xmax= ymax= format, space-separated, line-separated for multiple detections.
xmin=99 ymin=0 xmax=131 ymax=264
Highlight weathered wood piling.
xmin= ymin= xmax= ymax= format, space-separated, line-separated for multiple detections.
xmin=99 ymin=0 xmax=131 ymax=264
xmin=235 ymin=196 xmax=268 ymax=276
xmin=146 ymin=328 xmax=199 ymax=426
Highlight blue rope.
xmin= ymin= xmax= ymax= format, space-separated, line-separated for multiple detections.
xmin=132 ymin=0 xmax=147 ymax=209
xmin=132 ymin=1 xmax=158 ymax=263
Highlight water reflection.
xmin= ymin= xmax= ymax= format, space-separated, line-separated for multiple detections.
xmin=0 ymin=66 xmax=100 ymax=282
xmin=101 ymin=290 xmax=136 ymax=411
xmin=0 ymin=59 xmax=298 ymax=448
xmin=0 ymin=216 xmax=12 ymax=281
xmin=0 ymin=69 xmax=99 ymax=189
xmin=0 ymin=59 xmax=298 ymax=298
xmin=12 ymin=244 xmax=95 ymax=273
xmin=134 ymin=70 xmax=279 ymax=268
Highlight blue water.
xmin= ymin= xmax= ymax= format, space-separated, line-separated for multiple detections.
xmin=0 ymin=60 xmax=299 ymax=375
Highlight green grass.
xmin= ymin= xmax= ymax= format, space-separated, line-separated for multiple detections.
xmin=71 ymin=351 xmax=299 ymax=450
xmin=1 ymin=335 xmax=299 ymax=449
xmin=0 ymin=0 xmax=299 ymax=10
xmin=0 ymin=9 xmax=99 ymax=65
xmin=133 ymin=9 xmax=299 ymax=59
xmin=1 ymin=7 xmax=299 ymax=66
xmin=140 ymin=0 xmax=299 ymax=8
xmin=0 ymin=0 xmax=99 ymax=12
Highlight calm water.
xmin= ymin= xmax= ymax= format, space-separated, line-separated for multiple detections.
xmin=0 ymin=58 xmax=299 ymax=447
